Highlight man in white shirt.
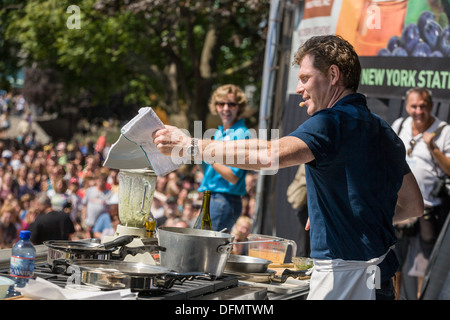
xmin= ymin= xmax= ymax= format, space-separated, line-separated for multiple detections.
xmin=391 ymin=87 xmax=450 ymax=298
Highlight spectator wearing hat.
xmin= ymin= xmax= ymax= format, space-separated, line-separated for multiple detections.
xmin=1 ymin=149 xmax=13 ymax=167
xmin=29 ymin=193 xmax=75 ymax=245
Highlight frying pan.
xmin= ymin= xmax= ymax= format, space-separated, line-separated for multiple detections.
xmin=225 ymin=254 xmax=272 ymax=273
xmin=66 ymin=259 xmax=208 ymax=291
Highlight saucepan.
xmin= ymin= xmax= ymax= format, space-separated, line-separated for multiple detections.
xmin=44 ymin=235 xmax=166 ymax=273
xmin=158 ymin=227 xmax=234 ymax=277
xmin=65 ymin=259 xmax=209 ymax=291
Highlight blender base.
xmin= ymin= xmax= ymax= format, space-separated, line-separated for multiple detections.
xmin=103 ymin=224 xmax=157 ymax=265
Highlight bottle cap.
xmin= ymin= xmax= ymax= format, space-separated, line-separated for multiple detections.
xmin=19 ymin=230 xmax=31 ymax=239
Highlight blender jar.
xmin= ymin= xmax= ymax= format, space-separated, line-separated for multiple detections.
xmin=118 ymin=168 xmax=157 ymax=228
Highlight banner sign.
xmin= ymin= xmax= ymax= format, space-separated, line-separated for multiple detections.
xmin=360 ymin=56 xmax=450 ymax=99
xmin=286 ymin=0 xmax=450 ymax=100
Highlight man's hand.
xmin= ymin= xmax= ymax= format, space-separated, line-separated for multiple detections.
xmin=152 ymin=125 xmax=192 ymax=156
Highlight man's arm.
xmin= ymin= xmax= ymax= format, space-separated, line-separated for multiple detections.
xmin=152 ymin=126 xmax=314 ymax=170
xmin=394 ymin=172 xmax=424 ymax=224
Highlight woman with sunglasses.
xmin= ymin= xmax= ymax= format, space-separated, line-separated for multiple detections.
xmin=197 ymin=84 xmax=250 ymax=231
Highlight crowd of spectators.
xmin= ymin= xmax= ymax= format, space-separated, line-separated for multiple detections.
xmin=0 ymin=90 xmax=258 ymax=249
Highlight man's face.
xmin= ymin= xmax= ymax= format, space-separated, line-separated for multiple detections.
xmin=406 ymin=92 xmax=433 ymax=128
xmin=295 ymin=54 xmax=334 ymax=115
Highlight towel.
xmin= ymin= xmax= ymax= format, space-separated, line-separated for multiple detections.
xmin=16 ymin=277 xmax=136 ymax=300
xmin=103 ymin=107 xmax=185 ymax=176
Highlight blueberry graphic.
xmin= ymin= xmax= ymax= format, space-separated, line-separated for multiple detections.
xmin=412 ymin=41 xmax=431 ymax=57
xmin=387 ymin=36 xmax=401 ymax=52
xmin=430 ymin=50 xmax=444 ymax=57
xmin=422 ymin=20 xmax=442 ymax=49
xmin=401 ymin=23 xmax=420 ymax=53
xmin=392 ymin=47 xmax=408 ymax=57
xmin=438 ymin=26 xmax=450 ymax=57
xmin=418 ymin=11 xmax=435 ymax=38
xmin=377 ymin=48 xmax=391 ymax=56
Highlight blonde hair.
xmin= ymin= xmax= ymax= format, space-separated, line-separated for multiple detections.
xmin=208 ymin=84 xmax=248 ymax=117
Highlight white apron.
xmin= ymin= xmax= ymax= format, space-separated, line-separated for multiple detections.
xmin=307 ymin=248 xmax=393 ymax=300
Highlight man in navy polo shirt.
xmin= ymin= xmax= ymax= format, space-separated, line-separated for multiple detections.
xmin=153 ymin=35 xmax=424 ymax=299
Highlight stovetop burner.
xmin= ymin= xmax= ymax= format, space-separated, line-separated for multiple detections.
xmin=0 ymin=263 xmax=240 ymax=300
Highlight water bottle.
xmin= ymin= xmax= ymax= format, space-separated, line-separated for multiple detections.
xmin=9 ymin=230 xmax=36 ymax=287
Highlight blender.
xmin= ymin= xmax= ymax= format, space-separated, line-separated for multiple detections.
xmin=103 ymin=168 xmax=158 ymax=264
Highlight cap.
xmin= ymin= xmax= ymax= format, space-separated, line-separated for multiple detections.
xmin=51 ymin=194 xmax=67 ymax=211
xmin=69 ymin=177 xmax=79 ymax=185
xmin=19 ymin=230 xmax=31 ymax=239
xmin=1 ymin=150 xmax=12 ymax=159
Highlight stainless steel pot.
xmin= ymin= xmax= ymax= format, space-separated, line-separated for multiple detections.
xmin=158 ymin=227 xmax=234 ymax=277
xmin=44 ymin=236 xmax=165 ymax=273
xmin=66 ymin=259 xmax=207 ymax=291
xmin=225 ymin=254 xmax=272 ymax=273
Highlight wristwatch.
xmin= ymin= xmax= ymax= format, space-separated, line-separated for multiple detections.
xmin=187 ymin=138 xmax=199 ymax=160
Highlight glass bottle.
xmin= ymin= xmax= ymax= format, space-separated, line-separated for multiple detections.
xmin=145 ymin=211 xmax=156 ymax=238
xmin=193 ymin=190 xmax=213 ymax=230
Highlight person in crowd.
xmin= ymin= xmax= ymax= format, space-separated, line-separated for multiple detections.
xmin=153 ymin=34 xmax=424 ymax=300
xmin=18 ymin=170 xmax=40 ymax=199
xmin=0 ymin=204 xmax=18 ymax=248
xmin=29 ymin=193 xmax=75 ymax=245
xmin=81 ymin=171 xmax=113 ymax=237
xmin=230 ymin=215 xmax=252 ymax=255
xmin=196 ymin=84 xmax=251 ymax=231
xmin=0 ymin=171 xmax=19 ymax=202
xmin=92 ymin=193 xmax=119 ymax=240
xmin=65 ymin=177 xmax=83 ymax=228
xmin=391 ymin=87 xmax=450 ymax=299
xmin=181 ymin=198 xmax=197 ymax=228
xmin=157 ymin=195 xmax=181 ymax=227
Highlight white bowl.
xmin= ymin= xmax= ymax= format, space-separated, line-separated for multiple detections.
xmin=0 ymin=276 xmax=15 ymax=299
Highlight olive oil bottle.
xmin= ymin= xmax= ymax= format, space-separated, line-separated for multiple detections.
xmin=145 ymin=211 xmax=156 ymax=238
xmin=193 ymin=190 xmax=212 ymax=230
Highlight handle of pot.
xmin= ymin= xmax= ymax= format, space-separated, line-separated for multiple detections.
xmin=50 ymin=259 xmax=71 ymax=274
xmin=117 ymin=245 xmax=166 ymax=260
xmin=217 ymin=243 xmax=233 ymax=254
xmin=271 ymin=269 xmax=307 ymax=283
xmin=103 ymin=235 xmax=136 ymax=250
xmin=166 ymin=272 xmax=213 ymax=283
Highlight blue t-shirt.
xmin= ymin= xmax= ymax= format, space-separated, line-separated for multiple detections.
xmin=198 ymin=119 xmax=249 ymax=196
xmin=288 ymin=93 xmax=410 ymax=261
xmin=92 ymin=213 xmax=112 ymax=233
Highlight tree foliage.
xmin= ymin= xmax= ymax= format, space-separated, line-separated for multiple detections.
xmin=2 ymin=0 xmax=270 ymax=126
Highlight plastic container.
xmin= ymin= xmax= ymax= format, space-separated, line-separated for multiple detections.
xmin=9 ymin=230 xmax=36 ymax=287
xmin=247 ymin=234 xmax=297 ymax=264
xmin=292 ymin=256 xmax=314 ymax=270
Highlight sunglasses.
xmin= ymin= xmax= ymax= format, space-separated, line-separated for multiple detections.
xmin=216 ymin=102 xmax=238 ymax=108
xmin=407 ymin=139 xmax=416 ymax=157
